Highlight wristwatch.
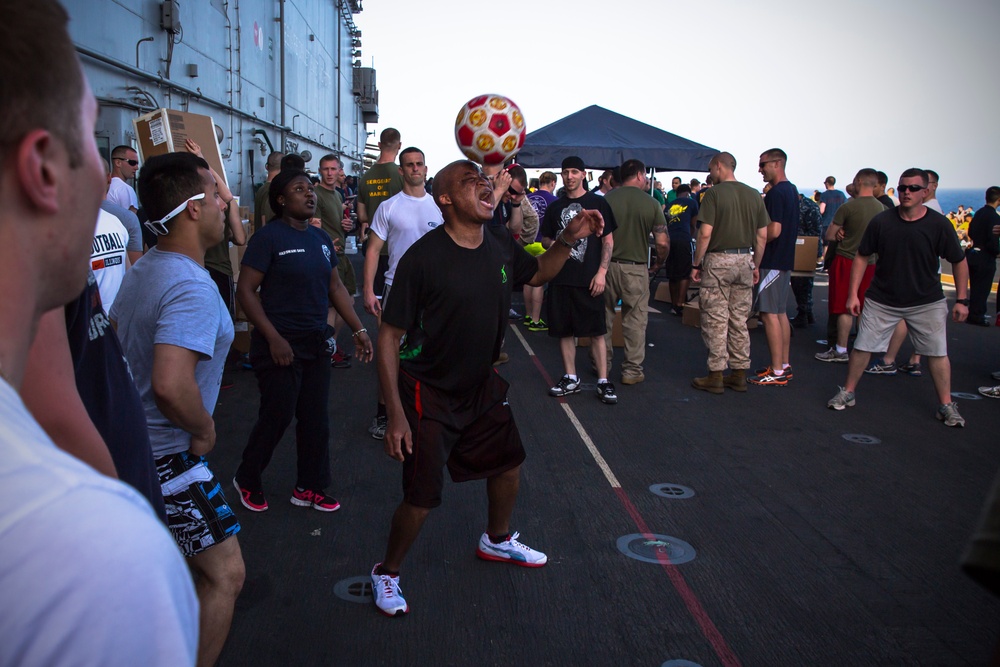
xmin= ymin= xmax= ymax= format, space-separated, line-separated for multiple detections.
xmin=956 ymin=298 xmax=970 ymax=306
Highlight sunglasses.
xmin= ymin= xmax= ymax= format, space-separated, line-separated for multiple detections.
xmin=115 ymin=157 xmax=139 ymax=167
xmin=758 ymin=160 xmax=778 ymax=169
xmin=143 ymin=192 xmax=206 ymax=237
xmin=507 ymin=185 xmax=525 ymax=197
xmin=897 ymin=184 xmax=926 ymax=193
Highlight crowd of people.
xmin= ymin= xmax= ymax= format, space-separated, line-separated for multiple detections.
xmin=3 ymin=2 xmax=1000 ymax=663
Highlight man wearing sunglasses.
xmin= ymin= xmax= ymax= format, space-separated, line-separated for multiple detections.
xmin=109 ymin=144 xmax=140 ymax=213
xmin=111 ymin=151 xmax=246 ymax=665
xmin=827 ymin=168 xmax=970 ymax=427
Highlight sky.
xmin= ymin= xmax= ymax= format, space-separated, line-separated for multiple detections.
xmin=355 ymin=0 xmax=999 ymax=191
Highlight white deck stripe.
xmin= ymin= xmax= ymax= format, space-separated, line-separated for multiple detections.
xmin=509 ymin=324 xmax=621 ymax=489
xmin=559 ymin=403 xmax=622 ymax=489
xmin=509 ymin=323 xmax=535 ymax=357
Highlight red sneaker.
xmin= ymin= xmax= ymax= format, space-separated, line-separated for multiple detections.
xmin=290 ymin=487 xmax=340 ymax=512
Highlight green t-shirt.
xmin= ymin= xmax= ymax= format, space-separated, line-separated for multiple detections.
xmin=697 ymin=181 xmax=770 ymax=252
xmin=652 ymin=189 xmax=666 ymax=208
xmin=358 ymin=162 xmax=402 ymax=256
xmin=204 ymin=220 xmax=239 ymax=276
xmin=254 ymin=180 xmax=273 ymax=227
xmin=359 ymin=162 xmax=402 ymax=220
xmin=604 ymin=186 xmax=667 ymax=263
xmin=314 ymin=185 xmax=345 ymax=252
xmin=833 ymin=196 xmax=887 ymax=261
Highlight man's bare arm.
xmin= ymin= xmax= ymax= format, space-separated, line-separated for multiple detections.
xmin=151 ymin=344 xmax=215 ymax=456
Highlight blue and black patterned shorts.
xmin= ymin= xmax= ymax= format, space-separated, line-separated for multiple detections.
xmin=155 ymin=451 xmax=241 ymax=557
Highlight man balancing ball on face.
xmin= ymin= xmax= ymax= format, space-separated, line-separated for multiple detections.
xmin=369 ymin=160 xmax=605 ymax=617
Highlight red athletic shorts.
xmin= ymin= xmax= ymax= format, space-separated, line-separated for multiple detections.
xmin=828 ymin=253 xmax=875 ymax=315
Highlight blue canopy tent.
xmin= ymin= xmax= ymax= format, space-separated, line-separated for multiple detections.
xmin=515 ymin=105 xmax=718 ymax=171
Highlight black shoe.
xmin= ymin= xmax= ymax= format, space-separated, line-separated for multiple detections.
xmin=968 ymin=317 xmax=990 ymax=327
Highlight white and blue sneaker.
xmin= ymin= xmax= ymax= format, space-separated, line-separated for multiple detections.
xmin=476 ymin=532 xmax=547 ymax=567
xmin=371 ymin=563 xmax=409 ymax=617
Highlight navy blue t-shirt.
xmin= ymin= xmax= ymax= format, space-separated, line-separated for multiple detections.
xmin=241 ymin=221 xmax=337 ymax=333
xmin=666 ymin=196 xmax=699 ymax=244
xmin=820 ymin=189 xmax=846 ymax=229
xmin=761 ymin=180 xmax=800 ymax=271
xmin=67 ymin=271 xmax=166 ymax=523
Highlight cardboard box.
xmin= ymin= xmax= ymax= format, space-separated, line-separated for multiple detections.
xmin=654 ymin=282 xmax=672 ymax=303
xmin=133 ymin=109 xmax=227 ymax=187
xmin=232 ymin=320 xmax=252 ymax=353
xmin=576 ymin=308 xmax=624 ymax=348
xmin=228 ymin=243 xmax=247 ymax=283
xmin=794 ymin=236 xmax=819 ymax=272
xmin=682 ymin=301 xmax=701 ymax=327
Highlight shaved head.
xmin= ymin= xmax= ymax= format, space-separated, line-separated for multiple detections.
xmin=432 ymin=159 xmax=480 ymax=206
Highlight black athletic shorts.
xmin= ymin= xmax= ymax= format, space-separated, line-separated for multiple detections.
xmin=398 ymin=370 xmax=526 ymax=509
xmin=665 ymin=240 xmax=692 ymax=281
xmin=546 ymin=283 xmax=606 ymax=338
xmin=373 ymin=253 xmax=389 ymax=299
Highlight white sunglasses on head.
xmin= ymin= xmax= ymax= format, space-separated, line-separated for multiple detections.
xmin=143 ymin=193 xmax=206 ymax=236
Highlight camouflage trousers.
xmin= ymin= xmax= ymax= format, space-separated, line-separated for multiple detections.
xmin=699 ymin=253 xmax=754 ymax=371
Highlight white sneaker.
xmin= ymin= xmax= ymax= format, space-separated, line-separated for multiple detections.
xmin=371 ymin=563 xmax=409 ymax=617
xmin=476 ymin=532 xmax=547 ymax=567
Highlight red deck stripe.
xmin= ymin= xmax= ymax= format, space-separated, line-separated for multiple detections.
xmin=520 ymin=337 xmax=741 ymax=666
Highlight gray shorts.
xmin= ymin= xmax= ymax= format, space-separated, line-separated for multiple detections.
xmin=757 ymin=270 xmax=792 ymax=314
xmin=853 ymin=298 xmax=949 ymax=357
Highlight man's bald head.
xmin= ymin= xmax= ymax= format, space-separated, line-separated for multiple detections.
xmin=432 ymin=160 xmax=480 ymax=206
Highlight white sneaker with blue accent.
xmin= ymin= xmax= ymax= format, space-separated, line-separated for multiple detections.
xmin=371 ymin=563 xmax=409 ymax=617
xmin=476 ymin=532 xmax=547 ymax=567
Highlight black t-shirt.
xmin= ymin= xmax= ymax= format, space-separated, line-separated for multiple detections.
xmin=491 ymin=200 xmax=512 ymax=227
xmin=968 ymin=205 xmax=1000 ymax=257
xmin=539 ymin=192 xmax=618 ymax=287
xmin=877 ymin=194 xmax=896 ymax=209
xmin=383 ymin=225 xmax=537 ymax=394
xmin=761 ymin=180 xmax=800 ymax=271
xmin=859 ymin=207 xmax=966 ymax=307
xmin=66 ymin=272 xmax=166 ymax=523
xmin=241 ymin=220 xmax=337 ymax=334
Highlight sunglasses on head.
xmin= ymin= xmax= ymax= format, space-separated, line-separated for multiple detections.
xmin=897 ymin=184 xmax=925 ymax=193
xmin=115 ymin=157 xmax=139 ymax=167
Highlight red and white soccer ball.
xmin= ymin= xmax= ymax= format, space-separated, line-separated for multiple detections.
xmin=454 ymin=94 xmax=526 ymax=166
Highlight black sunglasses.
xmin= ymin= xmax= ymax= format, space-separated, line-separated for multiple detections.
xmin=897 ymin=184 xmax=925 ymax=193
xmin=115 ymin=157 xmax=139 ymax=167
xmin=507 ymin=185 xmax=525 ymax=197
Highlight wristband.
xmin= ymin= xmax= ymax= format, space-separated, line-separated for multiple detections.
xmin=352 ymin=328 xmax=368 ymax=337
xmin=956 ymin=298 xmax=970 ymax=306
xmin=556 ymin=231 xmax=574 ymax=248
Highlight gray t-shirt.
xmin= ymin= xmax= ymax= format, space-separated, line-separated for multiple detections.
xmin=110 ymin=248 xmax=234 ymax=456
xmin=101 ymin=199 xmax=143 ymax=253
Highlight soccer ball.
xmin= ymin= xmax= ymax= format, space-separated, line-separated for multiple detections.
xmin=454 ymin=94 xmax=526 ymax=166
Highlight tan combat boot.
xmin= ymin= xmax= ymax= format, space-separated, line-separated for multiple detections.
xmin=723 ymin=369 xmax=747 ymax=392
xmin=692 ymin=370 xmax=724 ymax=394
